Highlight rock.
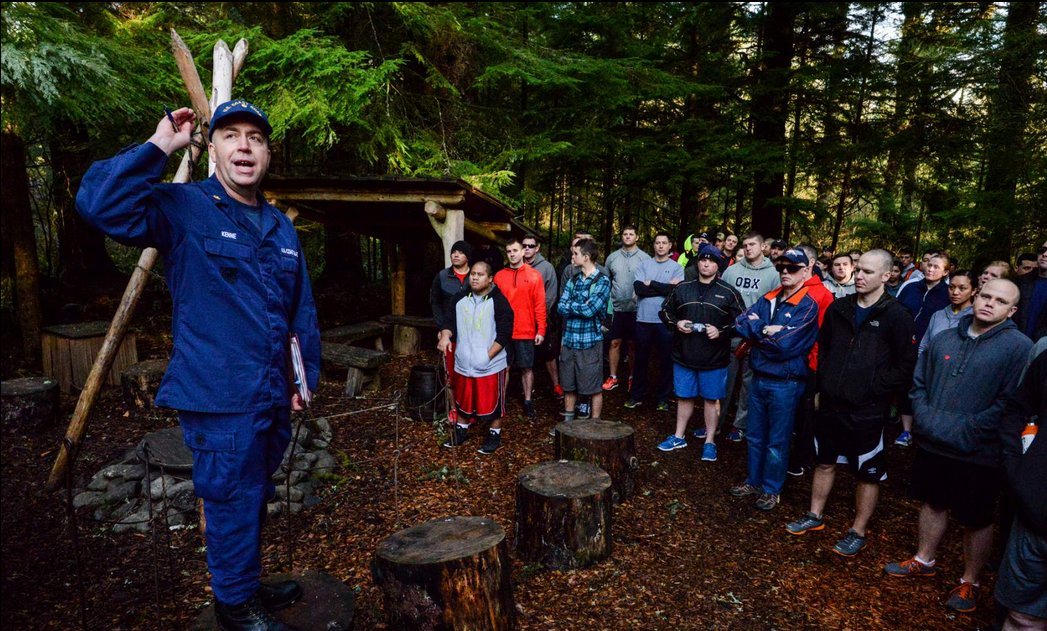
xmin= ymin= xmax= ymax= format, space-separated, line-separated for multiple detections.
xmin=292 ymin=423 xmax=312 ymax=447
xmin=114 ymin=506 xmax=152 ymax=534
xmin=303 ymin=494 xmax=322 ymax=508
xmin=298 ymin=480 xmax=315 ymax=497
xmin=287 ymin=502 xmax=303 ymax=514
xmin=148 ymin=474 xmax=179 ymax=500
xmin=266 ymin=502 xmax=282 ymax=518
xmin=310 ymin=417 xmax=333 ymax=442
xmin=109 ymin=500 xmax=140 ymax=523
xmin=287 ymin=470 xmax=306 ymax=485
xmin=100 ymin=464 xmax=146 ymax=481
xmin=165 ymin=508 xmax=187 ymax=528
xmin=313 ymin=450 xmax=337 ymax=475
xmin=166 ymin=480 xmax=196 ymax=511
xmin=106 ymin=480 xmax=140 ymax=503
xmin=87 ymin=473 xmax=111 ymax=492
xmin=272 ymin=468 xmax=288 ymax=483
xmin=74 ymin=491 xmax=108 ymax=509
xmin=276 ymin=485 xmax=304 ymax=502
xmin=311 ymin=439 xmax=329 ymax=450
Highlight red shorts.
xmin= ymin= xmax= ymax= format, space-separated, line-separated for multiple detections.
xmin=452 ymin=369 xmax=507 ymax=424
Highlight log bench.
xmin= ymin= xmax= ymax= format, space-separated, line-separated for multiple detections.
xmin=379 ymin=315 xmax=438 ymax=356
xmin=320 ymin=320 xmax=388 ymax=351
xmin=321 ymin=343 xmax=390 ymax=397
xmin=41 ymin=321 xmax=138 ymax=394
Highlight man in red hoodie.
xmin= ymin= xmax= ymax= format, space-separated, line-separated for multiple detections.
xmin=788 ymin=244 xmax=835 ymax=477
xmin=494 ymin=237 xmax=548 ymax=417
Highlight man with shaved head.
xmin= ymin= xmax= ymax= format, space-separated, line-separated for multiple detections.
xmin=885 ymin=278 xmax=1032 ymax=614
xmin=786 ymin=250 xmax=915 ymax=557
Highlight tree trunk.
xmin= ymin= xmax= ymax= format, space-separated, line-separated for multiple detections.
xmin=749 ymin=2 xmax=800 ymax=239
xmin=554 ymin=419 xmax=638 ymax=504
xmin=980 ymin=1 xmax=1039 ymax=259
xmin=1 ymin=129 xmax=43 ymax=363
xmin=321 ymin=225 xmax=365 ymax=289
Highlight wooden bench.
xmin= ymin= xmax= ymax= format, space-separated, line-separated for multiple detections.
xmin=378 ymin=315 xmax=438 ymax=356
xmin=321 ymin=343 xmax=390 ymax=397
xmin=41 ymin=321 xmax=138 ymax=394
xmin=321 ymin=320 xmax=388 ymax=351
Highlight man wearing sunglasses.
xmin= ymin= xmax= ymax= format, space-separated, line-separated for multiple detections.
xmin=522 ymin=235 xmax=562 ymax=399
xmin=729 ymin=249 xmax=820 ymax=511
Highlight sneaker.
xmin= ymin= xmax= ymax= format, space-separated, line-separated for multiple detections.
xmin=726 ymin=428 xmax=745 ymax=443
xmin=692 ymin=427 xmax=707 ymax=440
xmin=523 ymin=400 xmax=536 ymax=418
xmin=729 ymin=482 xmax=759 ymax=498
xmin=701 ymin=443 xmax=718 ymax=462
xmin=602 ymin=376 xmax=619 ymax=391
xmin=786 ymin=512 xmax=825 ymax=536
xmin=576 ymin=402 xmax=591 ymax=419
xmin=657 ymin=435 xmax=687 ymax=452
xmin=833 ymin=529 xmax=868 ymax=557
xmin=442 ymin=425 xmax=468 ymax=448
xmin=755 ymin=493 xmax=779 ymax=511
xmin=894 ymin=431 xmax=913 ymax=447
xmin=553 ymin=384 xmax=565 ymax=399
xmin=623 ymin=399 xmax=642 ymax=410
xmin=477 ymin=430 xmax=501 ymax=455
xmin=884 ymin=556 xmax=937 ymax=578
xmin=787 ymin=465 xmax=805 ymax=477
xmin=945 ymin=581 xmax=978 ymax=613
xmin=655 ymin=401 xmax=670 ymax=412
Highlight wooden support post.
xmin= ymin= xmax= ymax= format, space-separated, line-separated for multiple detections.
xmin=424 ymin=200 xmax=465 ymax=267
xmin=391 ymin=244 xmax=407 ymax=316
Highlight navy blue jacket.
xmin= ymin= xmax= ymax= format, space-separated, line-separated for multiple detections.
xmin=76 ymin=142 xmax=321 ymax=413
xmin=898 ymin=279 xmax=950 ymax=346
xmin=735 ymin=285 xmax=820 ymax=381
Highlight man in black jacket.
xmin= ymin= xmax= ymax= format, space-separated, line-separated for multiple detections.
xmin=995 ymin=346 xmax=1046 ymax=627
xmin=658 ymin=245 xmax=745 ymax=462
xmin=785 ymin=249 xmax=915 ymax=558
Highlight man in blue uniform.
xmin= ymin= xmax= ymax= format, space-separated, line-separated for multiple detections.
xmin=77 ymin=101 xmax=320 ymax=631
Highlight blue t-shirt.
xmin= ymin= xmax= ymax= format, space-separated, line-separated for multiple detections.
xmin=634 ymin=258 xmax=684 ymax=323
xmin=855 ymin=303 xmax=874 ymax=330
xmin=1026 ymin=277 xmax=1047 ymax=338
xmin=230 ymin=198 xmax=263 ymax=234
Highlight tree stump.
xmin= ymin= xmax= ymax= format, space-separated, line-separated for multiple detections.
xmin=121 ymin=359 xmax=168 ymax=413
xmin=371 ymin=516 xmax=515 ymax=631
xmin=514 ymin=461 xmax=612 ymax=569
xmin=190 ymin=570 xmax=355 ymax=630
xmin=554 ymin=419 xmax=638 ymax=504
xmin=393 ymin=324 xmax=422 ymax=356
xmin=1 ymin=377 xmax=60 ymax=431
xmin=41 ymin=321 xmax=138 ymax=394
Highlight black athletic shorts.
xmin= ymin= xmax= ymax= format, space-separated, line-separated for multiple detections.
xmin=813 ymin=406 xmax=888 ymax=483
xmin=910 ymin=448 xmax=1002 ymax=530
xmin=509 ymin=339 xmax=535 ymax=369
xmin=535 ymin=324 xmax=561 ymax=362
xmin=609 ymin=311 xmax=637 ymax=341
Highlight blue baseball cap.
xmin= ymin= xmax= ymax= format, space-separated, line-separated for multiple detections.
xmin=777 ymin=248 xmax=810 ymax=266
xmin=696 ymin=244 xmax=723 ymax=261
xmin=209 ymin=99 xmax=272 ymax=139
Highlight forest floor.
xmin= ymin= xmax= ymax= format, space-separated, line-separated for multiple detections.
xmin=1 ymin=298 xmax=1003 ymax=630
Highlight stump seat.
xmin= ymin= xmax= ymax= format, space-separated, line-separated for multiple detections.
xmin=191 ymin=570 xmax=355 ymax=630
xmin=514 ymin=460 xmax=612 ymax=569
xmin=372 ymin=515 xmax=515 ymax=630
xmin=121 ymin=359 xmax=169 ymax=413
xmin=379 ymin=315 xmax=438 ymax=356
xmin=321 ymin=343 xmax=390 ymax=397
xmin=41 ymin=321 xmax=138 ymax=394
xmin=554 ymin=418 xmax=638 ymax=503
xmin=1 ymin=377 xmax=61 ymax=432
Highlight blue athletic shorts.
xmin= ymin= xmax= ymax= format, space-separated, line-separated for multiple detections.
xmin=673 ymin=363 xmax=728 ymax=400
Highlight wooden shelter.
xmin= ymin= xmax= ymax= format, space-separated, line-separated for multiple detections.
xmin=263 ymin=176 xmax=533 ymax=316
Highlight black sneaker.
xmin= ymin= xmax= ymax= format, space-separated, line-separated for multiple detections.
xmin=258 ymin=580 xmax=302 ymax=612
xmin=442 ymin=425 xmax=468 ymax=448
xmin=215 ymin=594 xmax=294 ymax=631
xmin=787 ymin=465 xmax=805 ymax=477
xmin=523 ymin=400 xmax=536 ymax=418
xmin=576 ymin=402 xmax=591 ymax=419
xmin=478 ymin=430 xmax=501 ymax=455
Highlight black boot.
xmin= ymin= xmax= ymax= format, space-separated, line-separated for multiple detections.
xmin=258 ymin=580 xmax=302 ymax=612
xmin=215 ymin=593 xmax=294 ymax=631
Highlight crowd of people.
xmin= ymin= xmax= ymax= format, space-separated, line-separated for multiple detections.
xmin=433 ymin=228 xmax=1046 ymax=625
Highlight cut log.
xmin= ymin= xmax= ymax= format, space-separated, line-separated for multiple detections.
xmin=1 ymin=377 xmax=61 ymax=432
xmin=121 ymin=359 xmax=169 ymax=413
xmin=191 ymin=570 xmax=354 ymax=631
xmin=554 ymin=419 xmax=638 ymax=504
xmin=514 ymin=460 xmax=612 ymax=569
xmin=41 ymin=321 xmax=138 ymax=395
xmin=372 ymin=515 xmax=515 ymax=631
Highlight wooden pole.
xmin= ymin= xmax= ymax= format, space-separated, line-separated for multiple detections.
xmin=424 ymin=200 xmax=465 ymax=267
xmin=46 ymin=33 xmax=238 ymax=491
xmin=391 ymin=244 xmax=407 ymax=316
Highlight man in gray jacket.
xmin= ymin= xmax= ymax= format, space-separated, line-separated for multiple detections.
xmin=523 ymin=234 xmax=561 ymax=397
xmin=885 ymin=279 xmax=1032 ymax=614
xmin=719 ymin=231 xmax=781 ymax=440
xmin=603 ymin=225 xmax=650 ymax=391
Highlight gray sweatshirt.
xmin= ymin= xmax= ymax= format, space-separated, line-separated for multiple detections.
xmin=918 ymin=305 xmax=972 ymax=356
xmin=822 ymin=275 xmax=857 ymax=299
xmin=912 ymin=315 xmax=1033 ymax=467
xmin=605 ymin=247 xmax=651 ymax=312
xmin=721 ymin=257 xmax=781 ymax=308
xmin=528 ymin=252 xmax=558 ymax=316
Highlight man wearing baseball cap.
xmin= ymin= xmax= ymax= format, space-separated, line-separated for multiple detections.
xmin=77 ymin=100 xmax=317 ymax=630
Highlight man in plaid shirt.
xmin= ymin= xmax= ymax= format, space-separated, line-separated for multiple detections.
xmin=558 ymin=238 xmax=612 ymax=423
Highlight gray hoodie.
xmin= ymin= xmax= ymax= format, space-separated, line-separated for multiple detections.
xmin=528 ymin=252 xmax=558 ymax=316
xmin=918 ymin=304 xmax=972 ymax=356
xmin=721 ymin=257 xmax=781 ymax=308
xmin=912 ymin=315 xmax=1033 ymax=467
xmin=822 ymin=274 xmax=857 ymax=299
xmin=605 ymin=247 xmax=651 ymax=312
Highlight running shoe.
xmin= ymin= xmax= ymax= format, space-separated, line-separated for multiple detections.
xmin=477 ymin=430 xmax=501 ymax=455
xmin=884 ymin=556 xmax=937 ymax=577
xmin=701 ymin=443 xmax=718 ymax=462
xmin=785 ymin=512 xmax=825 ymax=536
xmin=894 ymin=431 xmax=913 ymax=447
xmin=623 ymin=399 xmax=642 ymax=409
xmin=576 ymin=402 xmax=591 ymax=419
xmin=755 ymin=493 xmax=779 ymax=511
xmin=523 ymin=400 xmax=536 ymax=418
xmin=833 ymin=529 xmax=867 ymax=557
xmin=657 ymin=435 xmax=687 ymax=452
xmin=442 ymin=425 xmax=468 ymax=449
xmin=726 ymin=428 xmax=745 ymax=443
xmin=602 ymin=376 xmax=620 ymax=391
xmin=729 ymin=482 xmax=759 ymax=498
xmin=655 ymin=401 xmax=670 ymax=412
xmin=692 ymin=427 xmax=707 ymax=440
xmin=945 ymin=581 xmax=978 ymax=613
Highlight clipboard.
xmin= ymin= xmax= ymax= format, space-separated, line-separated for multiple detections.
xmin=289 ymin=333 xmax=311 ymax=406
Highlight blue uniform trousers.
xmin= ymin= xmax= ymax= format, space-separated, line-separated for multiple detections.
xmin=179 ymin=407 xmax=291 ymax=605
